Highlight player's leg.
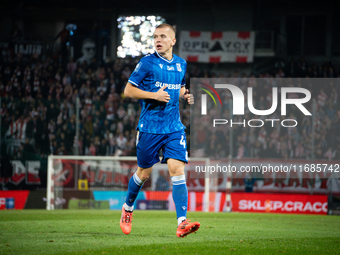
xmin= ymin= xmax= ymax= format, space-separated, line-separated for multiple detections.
xmin=167 ymin=158 xmax=187 ymax=224
xmin=167 ymin=158 xmax=200 ymax=237
xmin=163 ymin=130 xmax=200 ymax=237
xmin=124 ymin=166 xmax=152 ymax=212
xmin=120 ymin=131 xmax=161 ymax=235
xmin=120 ymin=166 xmax=152 ymax=235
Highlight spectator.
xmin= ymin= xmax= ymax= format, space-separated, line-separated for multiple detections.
xmin=155 ymin=171 xmax=170 ymax=191
xmin=67 ymin=58 xmax=77 ymax=77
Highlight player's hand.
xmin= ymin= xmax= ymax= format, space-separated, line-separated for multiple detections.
xmin=154 ymin=85 xmax=170 ymax=102
xmin=183 ymin=89 xmax=194 ymax=105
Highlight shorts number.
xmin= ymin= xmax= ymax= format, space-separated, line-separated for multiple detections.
xmin=180 ymin=135 xmax=186 ymax=148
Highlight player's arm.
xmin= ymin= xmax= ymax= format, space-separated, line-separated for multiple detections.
xmin=179 ymin=86 xmax=194 ymax=105
xmin=124 ymin=82 xmax=170 ymax=103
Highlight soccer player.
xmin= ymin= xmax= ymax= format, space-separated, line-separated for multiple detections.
xmin=120 ymin=23 xmax=200 ymax=238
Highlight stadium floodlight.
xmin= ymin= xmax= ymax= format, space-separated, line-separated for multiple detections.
xmin=117 ymin=16 xmax=166 ymax=58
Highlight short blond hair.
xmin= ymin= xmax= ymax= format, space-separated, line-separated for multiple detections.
xmin=155 ymin=23 xmax=176 ymax=36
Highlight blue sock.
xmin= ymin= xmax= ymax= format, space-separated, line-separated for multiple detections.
xmin=125 ymin=172 xmax=146 ymax=209
xmin=171 ymin=175 xmax=188 ymax=222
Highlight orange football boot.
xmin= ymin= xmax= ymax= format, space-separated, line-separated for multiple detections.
xmin=120 ymin=204 xmax=133 ymax=235
xmin=176 ymin=219 xmax=200 ymax=238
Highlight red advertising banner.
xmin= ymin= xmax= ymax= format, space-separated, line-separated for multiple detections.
xmin=231 ymin=193 xmax=327 ymax=215
xmin=179 ymin=31 xmax=255 ymax=63
xmin=0 ymin=190 xmax=29 ymax=210
xmin=144 ymin=191 xmax=226 ymax=212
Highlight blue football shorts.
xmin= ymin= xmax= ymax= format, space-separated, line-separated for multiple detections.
xmin=136 ymin=130 xmax=188 ymax=168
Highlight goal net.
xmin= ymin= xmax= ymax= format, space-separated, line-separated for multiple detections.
xmin=46 ymin=155 xmax=218 ymax=212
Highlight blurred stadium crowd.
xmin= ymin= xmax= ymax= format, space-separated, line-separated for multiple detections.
xmin=0 ymin=53 xmax=339 ymax=161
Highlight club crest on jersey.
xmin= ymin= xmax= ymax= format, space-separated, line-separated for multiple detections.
xmin=176 ymin=63 xmax=182 ymax=72
xmin=159 ymin=64 xmax=163 ymax=69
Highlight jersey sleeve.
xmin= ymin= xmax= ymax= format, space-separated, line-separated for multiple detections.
xmin=128 ymin=58 xmax=149 ymax=88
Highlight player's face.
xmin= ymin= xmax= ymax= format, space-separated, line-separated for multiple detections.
xmin=153 ymin=27 xmax=176 ymax=55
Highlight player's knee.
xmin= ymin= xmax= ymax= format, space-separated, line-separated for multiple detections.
xmin=139 ymin=172 xmax=150 ymax=181
xmin=137 ymin=167 xmax=152 ymax=181
xmin=168 ymin=159 xmax=185 ymax=176
xmin=169 ymin=168 xmax=184 ymax=177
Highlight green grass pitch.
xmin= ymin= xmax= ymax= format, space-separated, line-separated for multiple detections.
xmin=0 ymin=210 xmax=339 ymax=255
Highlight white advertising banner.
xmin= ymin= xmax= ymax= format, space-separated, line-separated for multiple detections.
xmin=179 ymin=31 xmax=255 ymax=63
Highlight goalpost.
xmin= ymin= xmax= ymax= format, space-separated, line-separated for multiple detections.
xmin=46 ymin=155 xmax=213 ymax=212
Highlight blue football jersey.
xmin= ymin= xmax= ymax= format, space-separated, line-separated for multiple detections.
xmin=128 ymin=51 xmax=187 ymax=134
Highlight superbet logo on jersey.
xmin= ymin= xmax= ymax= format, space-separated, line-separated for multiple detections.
xmin=155 ymin=81 xmax=181 ymax=90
